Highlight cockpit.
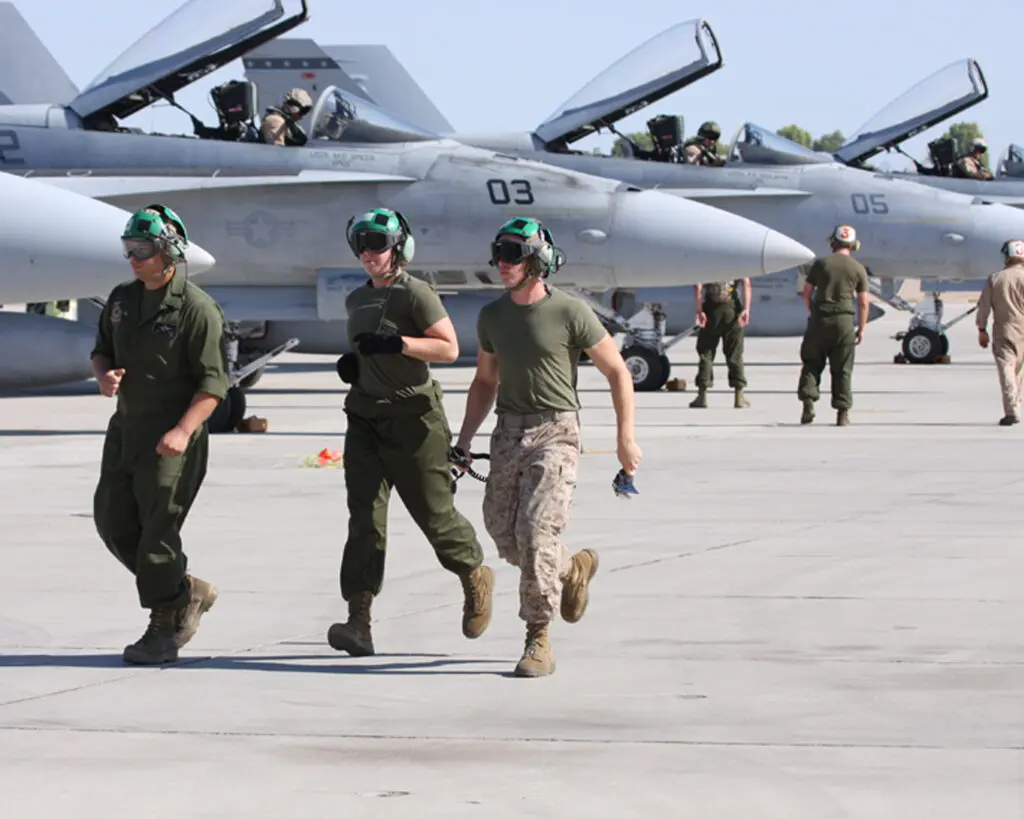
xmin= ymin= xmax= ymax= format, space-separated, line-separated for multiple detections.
xmin=1002 ymin=144 xmax=1024 ymax=178
xmin=308 ymin=86 xmax=438 ymax=144
xmin=725 ymin=123 xmax=832 ymax=166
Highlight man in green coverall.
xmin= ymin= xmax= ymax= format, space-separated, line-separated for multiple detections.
xmin=91 ymin=205 xmax=228 ymax=665
xmin=797 ymin=224 xmax=870 ymax=426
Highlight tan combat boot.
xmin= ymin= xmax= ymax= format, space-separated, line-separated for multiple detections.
xmin=123 ymin=607 xmax=179 ymax=665
xmin=689 ymin=388 xmax=708 ymax=408
xmin=561 ymin=549 xmax=599 ymax=623
xmin=459 ymin=564 xmax=494 ymax=639
xmin=326 ymin=591 xmax=375 ymax=656
xmin=514 ymin=622 xmax=555 ymax=678
xmin=174 ymin=573 xmax=218 ymax=649
xmin=836 ymin=409 xmax=850 ymax=426
xmin=800 ymin=399 xmax=815 ymax=425
xmin=734 ymin=389 xmax=750 ymax=408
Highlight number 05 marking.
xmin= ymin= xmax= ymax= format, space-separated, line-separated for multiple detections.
xmin=851 ymin=193 xmax=888 ymax=214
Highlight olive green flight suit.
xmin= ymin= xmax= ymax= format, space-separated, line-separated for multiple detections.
xmin=340 ymin=273 xmax=483 ymax=600
xmin=91 ymin=272 xmax=229 ymax=611
xmin=694 ymin=281 xmax=747 ymax=391
xmin=797 ymin=254 xmax=869 ymax=411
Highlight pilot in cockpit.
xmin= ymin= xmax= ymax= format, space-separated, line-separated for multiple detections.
xmin=954 ymin=137 xmax=994 ymax=180
xmin=261 ymin=88 xmax=314 ymax=147
xmin=683 ymin=121 xmax=727 ymax=167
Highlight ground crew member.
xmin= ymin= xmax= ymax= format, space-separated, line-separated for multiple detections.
xmin=260 ymin=88 xmax=313 ymax=146
xmin=954 ymin=138 xmax=994 ymax=180
xmin=327 ymin=207 xmax=495 ymax=657
xmin=976 ymin=239 xmax=1024 ymax=425
xmin=455 ymin=217 xmax=642 ymax=678
xmin=90 ymin=205 xmax=228 ymax=665
xmin=797 ymin=224 xmax=870 ymax=426
xmin=683 ymin=121 xmax=727 ymax=166
xmin=689 ymin=278 xmax=752 ymax=408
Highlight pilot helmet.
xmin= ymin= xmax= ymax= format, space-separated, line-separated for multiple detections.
xmin=829 ymin=224 xmax=860 ymax=252
xmin=971 ymin=137 xmax=988 ymax=153
xmin=491 ymin=217 xmax=564 ymax=278
xmin=120 ymin=204 xmax=189 ymax=261
xmin=346 ymin=207 xmax=414 ymax=264
xmin=1002 ymin=239 xmax=1024 ymax=261
xmin=697 ymin=121 xmax=721 ymax=141
xmin=282 ymin=88 xmax=313 ymax=117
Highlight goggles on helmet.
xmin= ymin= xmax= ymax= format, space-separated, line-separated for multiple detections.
xmin=351 ymin=230 xmax=399 ymax=254
xmin=490 ymin=238 xmax=534 ymax=265
xmin=122 ymin=238 xmax=161 ymax=261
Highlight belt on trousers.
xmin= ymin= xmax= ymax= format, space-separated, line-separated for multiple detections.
xmin=497 ymin=410 xmax=578 ymax=429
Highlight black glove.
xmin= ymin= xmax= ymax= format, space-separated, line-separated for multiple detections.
xmin=336 ymin=352 xmax=359 ymax=383
xmin=353 ymin=332 xmax=404 ymax=355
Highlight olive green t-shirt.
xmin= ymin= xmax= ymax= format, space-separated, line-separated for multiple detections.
xmin=345 ymin=272 xmax=448 ymax=401
xmin=477 ymin=287 xmax=608 ymax=415
xmin=806 ymin=254 xmax=869 ymax=315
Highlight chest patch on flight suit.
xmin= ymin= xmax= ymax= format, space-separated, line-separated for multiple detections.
xmin=110 ymin=302 xmax=124 ymax=325
xmin=152 ymin=322 xmax=178 ymax=339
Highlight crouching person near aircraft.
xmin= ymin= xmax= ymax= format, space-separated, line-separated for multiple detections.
xmin=455 ymin=217 xmax=642 ymax=678
xmin=976 ymin=240 xmax=1024 ymax=425
xmin=797 ymin=225 xmax=869 ymax=426
xmin=90 ymin=206 xmax=228 ymax=665
xmin=327 ymin=208 xmax=495 ymax=656
xmin=689 ymin=277 xmax=752 ymax=408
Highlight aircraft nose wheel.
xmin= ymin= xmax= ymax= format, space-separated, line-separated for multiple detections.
xmin=621 ymin=345 xmax=670 ymax=391
xmin=901 ymin=327 xmax=943 ymax=364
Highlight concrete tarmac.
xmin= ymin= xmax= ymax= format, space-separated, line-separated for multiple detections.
xmin=2 ymin=310 xmax=1022 ymax=818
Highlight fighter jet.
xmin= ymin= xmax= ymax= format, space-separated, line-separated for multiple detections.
xmin=0 ymin=1 xmax=814 ymax=396
xmin=828 ymin=58 xmax=1024 ymax=363
xmin=0 ymin=170 xmax=215 ymax=390
xmin=253 ymin=19 xmax=1024 ymax=385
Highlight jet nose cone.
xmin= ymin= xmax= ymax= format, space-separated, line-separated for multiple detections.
xmin=184 ymin=242 xmax=216 ymax=275
xmin=608 ymin=189 xmax=814 ymax=287
xmin=970 ymin=202 xmax=1024 ymax=278
xmin=761 ymin=229 xmax=818 ymax=277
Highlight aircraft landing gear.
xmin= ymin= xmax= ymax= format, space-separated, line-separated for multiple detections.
xmin=868 ymin=282 xmax=972 ymax=364
xmin=570 ymin=289 xmax=697 ymax=391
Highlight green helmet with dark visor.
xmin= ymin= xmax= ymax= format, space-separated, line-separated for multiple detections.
xmin=490 ymin=216 xmax=564 ymax=277
xmin=120 ymin=204 xmax=189 ymax=261
xmin=346 ymin=207 xmax=415 ymax=264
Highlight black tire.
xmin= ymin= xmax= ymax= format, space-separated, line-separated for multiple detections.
xmin=621 ymin=345 xmax=668 ymax=391
xmin=938 ymin=334 xmax=950 ymax=357
xmin=901 ymin=327 xmax=941 ymax=364
xmin=208 ymin=386 xmax=247 ymax=434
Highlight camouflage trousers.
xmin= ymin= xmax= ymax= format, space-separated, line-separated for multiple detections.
xmin=482 ymin=411 xmax=580 ymax=623
xmin=992 ymin=335 xmax=1024 ymax=417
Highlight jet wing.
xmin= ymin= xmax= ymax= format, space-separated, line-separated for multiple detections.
xmin=533 ymin=18 xmax=723 ymax=151
xmin=33 ymin=169 xmax=417 ymax=200
xmin=834 ymin=58 xmax=988 ymax=166
xmin=68 ymin=0 xmax=309 ymax=125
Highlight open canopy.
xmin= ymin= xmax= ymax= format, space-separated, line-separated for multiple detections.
xmin=69 ymin=0 xmax=309 ymax=124
xmin=533 ymin=18 xmax=722 ymax=151
xmin=833 ymin=58 xmax=988 ymax=166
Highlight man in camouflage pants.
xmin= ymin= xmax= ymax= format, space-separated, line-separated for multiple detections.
xmin=456 ymin=216 xmax=642 ymax=678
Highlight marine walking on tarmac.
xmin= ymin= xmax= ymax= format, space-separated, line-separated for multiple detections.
xmin=90 ymin=205 xmax=229 ymax=665
xmin=455 ymin=216 xmax=642 ymax=678
xmin=689 ymin=277 xmax=752 ymax=408
xmin=975 ymin=239 xmax=1024 ymax=425
xmin=797 ymin=224 xmax=870 ymax=426
xmin=327 ymin=207 xmax=495 ymax=657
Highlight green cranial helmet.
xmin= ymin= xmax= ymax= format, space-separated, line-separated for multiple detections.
xmin=491 ymin=216 xmax=564 ymax=277
xmin=697 ymin=120 xmax=721 ymax=141
xmin=346 ymin=207 xmax=415 ymax=265
xmin=120 ymin=204 xmax=189 ymax=261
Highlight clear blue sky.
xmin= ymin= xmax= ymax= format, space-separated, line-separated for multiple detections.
xmin=12 ymin=0 xmax=1020 ymax=170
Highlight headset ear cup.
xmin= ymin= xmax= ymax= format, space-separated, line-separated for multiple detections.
xmin=401 ymin=234 xmax=415 ymax=264
xmin=854 ymin=240 xmax=861 ymax=252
